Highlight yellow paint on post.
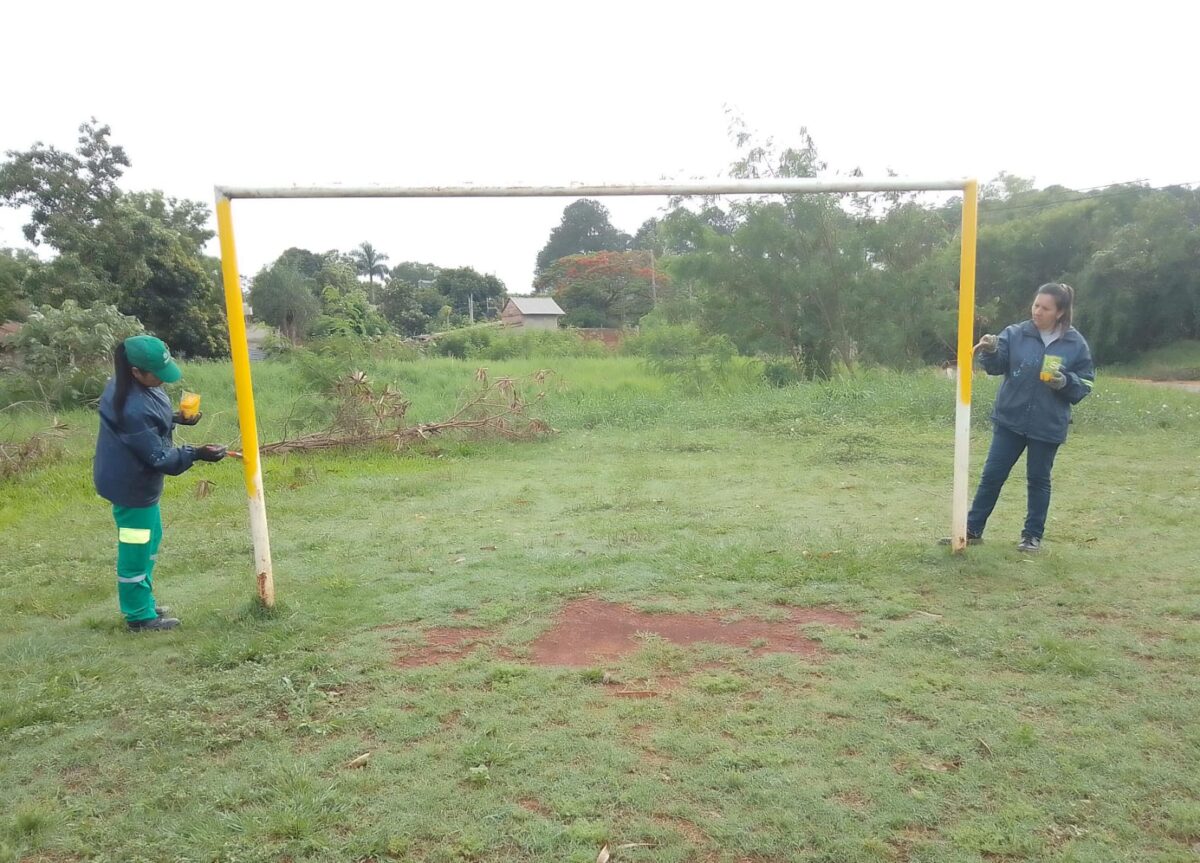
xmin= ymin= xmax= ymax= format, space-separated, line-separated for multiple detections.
xmin=214 ymin=197 xmax=261 ymax=498
xmin=957 ymin=181 xmax=979 ymax=404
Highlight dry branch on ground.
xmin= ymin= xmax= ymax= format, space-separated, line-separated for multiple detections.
xmin=255 ymin=368 xmax=556 ymax=456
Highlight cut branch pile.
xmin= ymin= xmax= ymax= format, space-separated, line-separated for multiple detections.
xmin=0 ymin=418 xmax=68 ymax=480
xmin=256 ymin=368 xmax=556 ymax=457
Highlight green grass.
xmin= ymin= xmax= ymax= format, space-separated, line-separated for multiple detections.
xmin=1106 ymin=339 xmax=1200 ymax=381
xmin=1 ymin=358 xmax=1199 ymax=861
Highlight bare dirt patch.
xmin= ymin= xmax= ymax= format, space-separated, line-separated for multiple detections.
xmin=518 ymin=797 xmax=554 ymax=818
xmin=392 ymin=627 xmax=494 ymax=667
xmin=653 ymin=814 xmax=710 ymax=847
xmin=529 ymin=599 xmax=856 ymax=667
xmin=1124 ymin=377 xmax=1200 ymax=393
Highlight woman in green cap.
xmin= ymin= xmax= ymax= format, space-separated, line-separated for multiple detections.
xmin=93 ymin=335 xmax=227 ymax=631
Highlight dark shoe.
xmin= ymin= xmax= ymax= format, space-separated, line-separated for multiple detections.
xmin=128 ymin=616 xmax=181 ymax=632
xmin=1017 ymin=535 xmax=1042 ymax=553
xmin=939 ymin=532 xmax=983 ymax=546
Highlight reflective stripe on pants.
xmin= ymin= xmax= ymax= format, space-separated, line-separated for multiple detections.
xmin=113 ymin=503 xmax=163 ymax=623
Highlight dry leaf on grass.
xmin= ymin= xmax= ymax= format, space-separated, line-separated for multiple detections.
xmin=596 ymin=841 xmax=653 ymax=861
xmin=345 ymin=752 xmax=371 ymax=769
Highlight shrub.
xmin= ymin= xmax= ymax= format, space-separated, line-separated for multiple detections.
xmin=430 ymin=326 xmax=496 ymax=359
xmin=621 ymin=323 xmax=762 ymax=393
xmin=3 ymin=300 xmax=144 ymax=407
xmin=259 ymin=329 xmax=295 ymax=358
xmin=763 ymin=357 xmax=806 ymax=388
xmin=475 ymin=329 xmax=607 ymax=360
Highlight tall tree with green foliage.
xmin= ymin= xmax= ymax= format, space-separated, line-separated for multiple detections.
xmin=535 ymin=199 xmax=631 ymax=274
xmin=277 ymin=247 xmax=326 ymax=279
xmin=666 ymin=129 xmax=872 ymax=376
xmin=378 ymin=279 xmax=431 ymax=336
xmin=349 ymin=242 xmax=390 ymax=303
xmin=389 ymin=261 xmax=441 ymax=287
xmin=250 ymin=260 xmax=321 ymax=342
xmin=858 ymin=199 xmax=967 ymax=367
xmin=0 ymin=119 xmax=128 ymax=250
xmin=1076 ymin=190 xmax=1200 ymax=360
xmin=314 ymin=255 xmax=362 ymax=295
xmin=0 ymin=249 xmax=38 ymax=321
xmin=0 ymin=121 xmax=228 ymax=357
xmin=433 ymin=267 xmax=506 ymax=320
xmin=311 ymin=287 xmax=389 ymax=338
xmin=534 ymin=251 xmax=665 ymax=328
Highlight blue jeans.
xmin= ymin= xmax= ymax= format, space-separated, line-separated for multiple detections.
xmin=967 ymin=424 xmax=1060 ymax=540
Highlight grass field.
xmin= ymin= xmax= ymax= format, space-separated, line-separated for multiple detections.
xmin=1106 ymin=340 xmax=1200 ymax=382
xmin=1 ymin=356 xmax=1199 ymax=862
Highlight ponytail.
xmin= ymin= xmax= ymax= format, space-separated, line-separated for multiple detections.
xmin=113 ymin=343 xmax=134 ymax=416
xmin=1036 ymin=282 xmax=1074 ymax=331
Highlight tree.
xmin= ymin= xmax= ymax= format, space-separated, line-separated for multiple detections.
xmin=432 ymin=267 xmax=506 ymax=320
xmin=119 ymin=231 xmax=228 ymax=358
xmin=633 ymin=206 xmax=736 ymax=256
xmin=314 ymin=256 xmax=361 ymax=294
xmin=0 ymin=118 xmax=128 ymax=249
xmin=415 ymin=286 xmax=449 ymax=320
xmin=379 ymin=279 xmax=431 ymax=337
xmin=534 ymin=251 xmax=666 ymax=328
xmin=349 ymin=241 xmax=390 ymax=303
xmin=1078 ymin=191 xmax=1200 ymax=360
xmin=250 ymin=260 xmax=321 ymax=342
xmin=389 ymin=261 xmax=441 ymax=287
xmin=0 ymin=249 xmax=38 ymax=321
xmin=0 ymin=122 xmax=228 ymax=357
xmin=630 ymin=218 xmax=664 ymax=256
xmin=664 ymin=127 xmax=872 ymax=376
xmin=535 ymin=199 xmax=630 ymax=274
xmin=277 ymin=247 xmax=325 ymax=279
xmin=311 ymin=287 xmax=389 ymax=338
xmin=855 ymin=199 xmax=970 ymax=367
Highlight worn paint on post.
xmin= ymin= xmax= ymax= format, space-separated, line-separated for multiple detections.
xmin=950 ymin=181 xmax=980 ymax=553
xmin=215 ymin=193 xmax=275 ymax=605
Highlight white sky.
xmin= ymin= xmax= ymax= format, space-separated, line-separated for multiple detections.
xmin=2 ymin=0 xmax=1196 ymax=295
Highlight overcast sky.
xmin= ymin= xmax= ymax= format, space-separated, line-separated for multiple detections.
xmin=2 ymin=0 xmax=1196 ymax=295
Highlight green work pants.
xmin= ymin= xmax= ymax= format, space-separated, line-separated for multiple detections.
xmin=112 ymin=504 xmax=163 ymax=623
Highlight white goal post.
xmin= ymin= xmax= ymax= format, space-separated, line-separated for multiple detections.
xmin=214 ymin=178 xmax=981 ymax=606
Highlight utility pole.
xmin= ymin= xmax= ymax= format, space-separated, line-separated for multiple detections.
xmin=648 ymin=250 xmax=657 ymax=304
xmin=468 ymin=294 xmax=475 ymax=323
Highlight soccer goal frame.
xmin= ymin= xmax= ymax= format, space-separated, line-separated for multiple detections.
xmin=215 ymin=178 xmax=980 ymax=606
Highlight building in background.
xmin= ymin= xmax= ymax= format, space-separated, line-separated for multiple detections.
xmin=500 ymin=296 xmax=565 ymax=331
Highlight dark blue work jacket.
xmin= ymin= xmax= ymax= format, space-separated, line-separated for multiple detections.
xmin=978 ymin=321 xmax=1095 ymax=444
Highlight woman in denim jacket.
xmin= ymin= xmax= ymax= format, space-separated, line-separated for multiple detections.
xmin=963 ymin=283 xmax=1095 ymax=552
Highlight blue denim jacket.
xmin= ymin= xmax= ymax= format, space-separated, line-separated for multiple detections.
xmin=93 ymin=378 xmax=196 ymax=507
xmin=978 ymin=321 xmax=1095 ymax=444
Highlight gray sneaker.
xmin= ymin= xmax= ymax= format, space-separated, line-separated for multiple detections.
xmin=1017 ymin=535 xmax=1042 ymax=553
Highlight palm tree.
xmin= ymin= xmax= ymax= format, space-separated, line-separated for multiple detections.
xmin=349 ymin=242 xmax=391 ymax=303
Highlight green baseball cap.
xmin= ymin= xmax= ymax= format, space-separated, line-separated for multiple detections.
xmin=124 ymin=335 xmax=182 ymax=383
